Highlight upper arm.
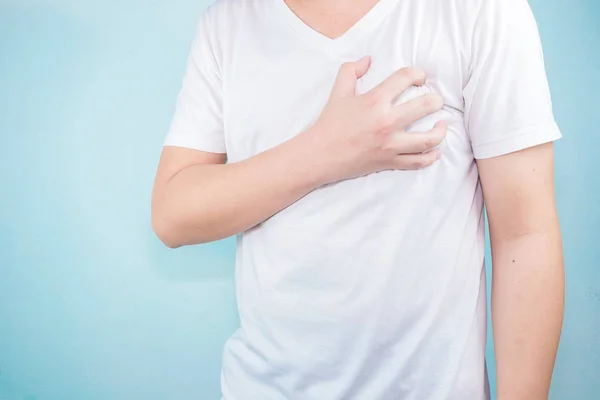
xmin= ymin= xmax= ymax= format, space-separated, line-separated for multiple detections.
xmin=153 ymin=7 xmax=227 ymax=222
xmin=154 ymin=146 xmax=226 ymax=194
xmin=478 ymin=143 xmax=558 ymax=239
xmin=463 ymin=0 xmax=561 ymax=160
xmin=463 ymin=0 xmax=561 ymax=235
xmin=154 ymin=6 xmax=227 ymax=195
xmin=162 ymin=8 xmax=226 ymax=154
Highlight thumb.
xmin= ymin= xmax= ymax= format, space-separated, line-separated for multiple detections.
xmin=330 ymin=56 xmax=371 ymax=98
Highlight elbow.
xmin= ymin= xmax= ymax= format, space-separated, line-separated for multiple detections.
xmin=152 ymin=213 xmax=184 ymax=249
xmin=151 ymin=191 xmax=227 ymax=247
xmin=158 ymin=233 xmax=182 ymax=250
xmin=152 ymin=211 xmax=220 ymax=248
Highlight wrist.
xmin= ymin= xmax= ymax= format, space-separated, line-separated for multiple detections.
xmin=288 ymin=124 xmax=336 ymax=188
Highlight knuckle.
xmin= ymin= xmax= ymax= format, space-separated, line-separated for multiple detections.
xmin=376 ymin=113 xmax=396 ymax=133
xmin=423 ymin=138 xmax=434 ymax=150
xmin=437 ymin=124 xmax=448 ymax=137
xmin=422 ymin=94 xmax=444 ymax=112
xmin=411 ymin=159 xmax=426 ymax=169
xmin=409 ymin=67 xmax=427 ymax=84
xmin=414 ymin=154 xmax=436 ymax=169
xmin=433 ymin=122 xmax=447 ymax=138
xmin=376 ymin=132 xmax=392 ymax=150
xmin=438 ymin=130 xmax=447 ymax=142
xmin=421 ymin=100 xmax=433 ymax=112
xmin=399 ymin=67 xmax=426 ymax=83
xmin=363 ymin=91 xmax=381 ymax=107
xmin=398 ymin=67 xmax=413 ymax=78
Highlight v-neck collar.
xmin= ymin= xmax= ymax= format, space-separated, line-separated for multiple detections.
xmin=272 ymin=0 xmax=397 ymax=59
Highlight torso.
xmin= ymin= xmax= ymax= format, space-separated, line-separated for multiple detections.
xmin=211 ymin=0 xmax=491 ymax=398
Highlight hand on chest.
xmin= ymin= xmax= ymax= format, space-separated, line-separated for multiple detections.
xmin=223 ymin=11 xmax=465 ymax=162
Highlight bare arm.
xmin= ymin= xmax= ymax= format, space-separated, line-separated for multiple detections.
xmin=152 ymin=60 xmax=446 ymax=248
xmin=152 ymin=132 xmax=327 ymax=248
xmin=478 ymin=142 xmax=564 ymax=399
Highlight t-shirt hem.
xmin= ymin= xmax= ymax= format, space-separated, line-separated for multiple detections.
xmin=163 ymin=132 xmax=226 ymax=154
xmin=472 ymin=121 xmax=562 ymax=159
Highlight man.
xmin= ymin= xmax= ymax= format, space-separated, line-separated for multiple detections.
xmin=151 ymin=0 xmax=564 ymax=398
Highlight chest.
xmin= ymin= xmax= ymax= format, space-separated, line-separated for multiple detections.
xmin=220 ymin=6 xmax=469 ymax=163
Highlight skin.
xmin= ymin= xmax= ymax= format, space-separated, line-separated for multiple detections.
xmin=479 ymin=143 xmax=564 ymax=400
xmin=152 ymin=0 xmax=564 ymax=398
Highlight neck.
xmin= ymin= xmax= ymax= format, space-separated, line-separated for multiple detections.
xmin=285 ymin=0 xmax=379 ymax=15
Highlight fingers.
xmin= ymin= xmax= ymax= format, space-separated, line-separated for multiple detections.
xmin=367 ymin=67 xmax=426 ymax=103
xmin=353 ymin=56 xmax=371 ymax=79
xmin=389 ymin=121 xmax=447 ymax=154
xmin=392 ymin=149 xmax=442 ymax=170
xmin=330 ymin=56 xmax=372 ymax=98
xmin=392 ymin=93 xmax=445 ymax=128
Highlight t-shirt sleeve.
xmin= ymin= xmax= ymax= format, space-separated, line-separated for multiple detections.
xmin=463 ymin=0 xmax=562 ymax=159
xmin=163 ymin=12 xmax=226 ymax=154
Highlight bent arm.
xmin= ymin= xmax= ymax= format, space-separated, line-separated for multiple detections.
xmin=151 ymin=131 xmax=325 ymax=248
xmin=153 ymin=59 xmax=446 ymax=249
xmin=478 ymin=142 xmax=564 ymax=399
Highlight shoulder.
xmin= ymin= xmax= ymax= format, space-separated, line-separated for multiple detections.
xmin=202 ymin=0 xmax=262 ymax=23
xmin=432 ymin=0 xmax=534 ymax=27
xmin=409 ymin=0 xmax=485 ymax=37
xmin=454 ymin=0 xmax=536 ymax=24
xmin=199 ymin=0 xmax=266 ymax=43
xmin=428 ymin=0 xmax=538 ymax=50
xmin=195 ymin=0 xmax=267 ymax=66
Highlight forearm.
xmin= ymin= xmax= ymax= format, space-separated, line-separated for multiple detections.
xmin=153 ymin=61 xmax=447 ymax=248
xmin=153 ymin=129 xmax=327 ymax=247
xmin=491 ymin=226 xmax=564 ymax=400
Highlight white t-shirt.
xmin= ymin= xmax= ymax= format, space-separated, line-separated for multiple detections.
xmin=164 ymin=0 xmax=562 ymax=398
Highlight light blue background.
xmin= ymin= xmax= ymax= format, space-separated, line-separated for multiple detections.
xmin=0 ymin=0 xmax=598 ymax=399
